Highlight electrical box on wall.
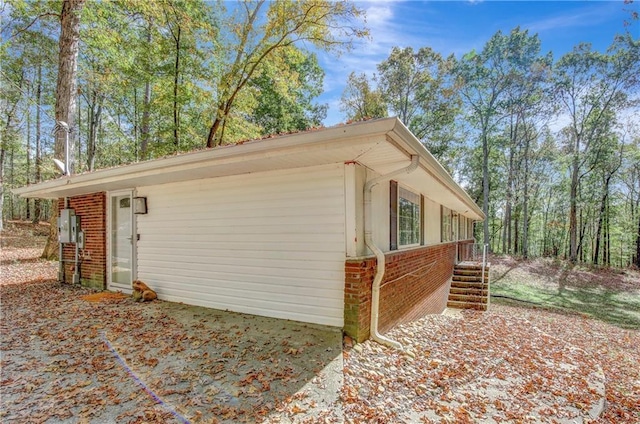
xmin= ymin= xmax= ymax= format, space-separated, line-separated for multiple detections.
xmin=77 ymin=230 xmax=85 ymax=249
xmin=70 ymin=216 xmax=81 ymax=243
xmin=58 ymin=209 xmax=75 ymax=243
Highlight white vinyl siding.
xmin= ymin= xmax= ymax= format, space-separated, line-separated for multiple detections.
xmin=135 ymin=164 xmax=346 ymax=327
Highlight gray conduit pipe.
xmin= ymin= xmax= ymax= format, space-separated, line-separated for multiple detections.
xmin=364 ymin=155 xmax=420 ymax=350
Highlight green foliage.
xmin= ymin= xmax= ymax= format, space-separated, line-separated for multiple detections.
xmin=339 ymin=72 xmax=387 ymax=121
xmin=207 ymin=0 xmax=367 ymax=146
xmin=377 ymin=47 xmax=460 ymax=151
xmin=2 ymin=2 xmax=639 ymax=268
xmin=249 ymin=47 xmax=327 ymax=135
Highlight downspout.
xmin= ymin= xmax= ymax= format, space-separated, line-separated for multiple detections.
xmin=364 ymin=154 xmax=419 ymax=350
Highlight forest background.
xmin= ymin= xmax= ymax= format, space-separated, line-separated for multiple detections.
xmin=1 ymin=0 xmax=639 ymax=268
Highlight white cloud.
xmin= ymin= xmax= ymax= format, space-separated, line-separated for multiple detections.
xmin=525 ymin=3 xmax=618 ymax=34
xmin=365 ymin=4 xmax=394 ymax=26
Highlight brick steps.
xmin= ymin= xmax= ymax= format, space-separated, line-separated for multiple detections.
xmin=446 ymin=300 xmax=487 ymax=311
xmin=449 ymin=286 xmax=488 ymax=296
xmin=447 ymin=262 xmax=490 ymax=311
xmin=452 ymin=274 xmax=489 ymax=282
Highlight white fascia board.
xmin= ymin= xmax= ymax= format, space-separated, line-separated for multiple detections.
xmin=13 ymin=118 xmax=399 ymax=199
xmin=387 ymin=120 xmax=486 ymax=221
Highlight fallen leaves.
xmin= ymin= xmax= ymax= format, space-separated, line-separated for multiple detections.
xmin=81 ymin=292 xmax=128 ymax=302
xmin=0 ymin=279 xmax=343 ymax=423
xmin=3 ymin=222 xmax=638 ymax=423
xmin=341 ymin=306 xmax=639 ymax=423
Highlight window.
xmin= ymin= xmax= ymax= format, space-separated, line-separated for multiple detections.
xmin=398 ymin=187 xmax=421 ymax=247
xmin=441 ymin=206 xmax=451 ymax=242
xmin=452 ymin=213 xmax=459 ymax=241
xmin=390 ymin=181 xmax=422 ymax=250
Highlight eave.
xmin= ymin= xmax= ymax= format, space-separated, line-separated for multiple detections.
xmin=13 ymin=118 xmax=485 ymax=221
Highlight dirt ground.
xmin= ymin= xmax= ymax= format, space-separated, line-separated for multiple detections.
xmin=2 ymin=222 xmax=639 ymax=423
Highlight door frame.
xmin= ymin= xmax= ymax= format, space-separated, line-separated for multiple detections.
xmin=107 ymin=189 xmax=136 ymax=292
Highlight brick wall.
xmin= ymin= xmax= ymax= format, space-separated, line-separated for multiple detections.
xmin=58 ymin=193 xmax=106 ymax=289
xmin=344 ymin=242 xmax=458 ymax=342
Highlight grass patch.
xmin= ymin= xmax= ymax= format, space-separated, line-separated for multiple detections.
xmin=490 ymin=256 xmax=640 ymax=330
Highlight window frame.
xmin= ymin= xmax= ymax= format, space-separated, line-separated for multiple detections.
xmin=452 ymin=212 xmax=459 ymax=241
xmin=441 ymin=206 xmax=452 ymax=242
xmin=397 ymin=185 xmax=422 ymax=249
xmin=389 ymin=180 xmax=425 ymax=250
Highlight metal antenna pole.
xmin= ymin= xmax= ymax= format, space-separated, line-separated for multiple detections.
xmin=54 ymin=121 xmax=70 ymax=176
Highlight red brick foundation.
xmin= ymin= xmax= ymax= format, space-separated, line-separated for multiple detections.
xmin=345 ymin=242 xmax=463 ymax=342
xmin=58 ymin=193 xmax=106 ymax=289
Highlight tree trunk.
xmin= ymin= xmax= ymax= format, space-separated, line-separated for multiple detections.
xmin=41 ymin=210 xmax=59 ymax=260
xmin=605 ymin=196 xmax=610 ymax=267
xmin=172 ymin=23 xmax=181 ymax=150
xmin=133 ymin=87 xmax=139 ymax=160
xmin=482 ymin=131 xmax=490 ymax=250
xmin=9 ymin=144 xmax=15 ymax=219
xmin=0 ymin=147 xmax=5 ymax=232
xmin=503 ymin=117 xmax=518 ymax=255
xmin=514 ymin=210 xmax=520 ymax=255
xmin=87 ymin=91 xmax=103 ymax=171
xmin=207 ymin=101 xmax=230 ymax=148
xmin=578 ymin=208 xmax=586 ymax=263
xmin=54 ymin=0 xmax=85 ymax=174
xmin=594 ymin=175 xmax=612 ymax=265
xmin=140 ymin=20 xmax=153 ymax=159
xmin=635 ymin=212 xmax=640 ymax=268
xmin=26 ymin=99 xmax=31 ymax=220
xmin=45 ymin=0 xmax=85 ymax=259
xmin=522 ymin=131 xmax=531 ymax=259
xmin=569 ymin=141 xmax=580 ymax=263
xmin=34 ymin=63 xmax=43 ymax=223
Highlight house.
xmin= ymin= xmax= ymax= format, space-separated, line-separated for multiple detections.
xmin=14 ymin=118 xmax=484 ymax=345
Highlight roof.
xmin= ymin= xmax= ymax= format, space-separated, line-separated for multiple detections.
xmin=13 ymin=118 xmax=484 ymax=221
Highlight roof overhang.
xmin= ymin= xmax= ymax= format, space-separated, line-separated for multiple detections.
xmin=13 ymin=118 xmax=484 ymax=221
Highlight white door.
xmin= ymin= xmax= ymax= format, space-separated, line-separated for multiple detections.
xmin=108 ymin=191 xmax=134 ymax=291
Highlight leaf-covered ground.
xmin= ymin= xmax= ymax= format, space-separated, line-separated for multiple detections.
xmin=1 ymin=282 xmax=343 ymax=423
xmin=1 ymin=222 xmax=639 ymax=423
xmin=342 ymin=306 xmax=639 ymax=423
xmin=1 ymin=221 xmax=57 ymax=287
xmin=491 ymin=255 xmax=640 ymax=329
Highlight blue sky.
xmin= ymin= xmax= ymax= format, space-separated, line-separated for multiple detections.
xmin=315 ymin=0 xmax=640 ymax=126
